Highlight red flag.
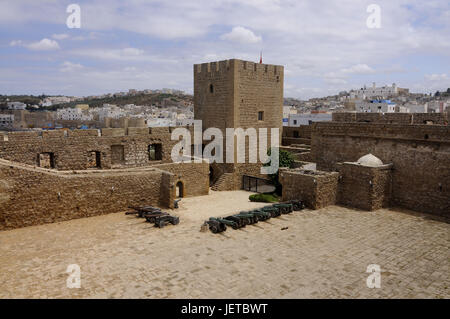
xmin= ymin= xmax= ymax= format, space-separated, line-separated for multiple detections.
xmin=259 ymin=51 xmax=262 ymax=64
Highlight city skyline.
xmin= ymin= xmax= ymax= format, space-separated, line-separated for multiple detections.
xmin=1 ymin=0 xmax=450 ymax=99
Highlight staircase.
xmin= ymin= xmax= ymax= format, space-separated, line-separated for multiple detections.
xmin=211 ymin=173 xmax=235 ymax=191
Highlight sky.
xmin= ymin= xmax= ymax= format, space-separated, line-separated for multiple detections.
xmin=1 ymin=0 xmax=449 ymax=99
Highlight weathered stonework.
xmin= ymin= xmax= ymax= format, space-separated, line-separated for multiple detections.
xmin=311 ymin=122 xmax=450 ymax=216
xmin=336 ymin=162 xmax=393 ymax=211
xmin=194 ymin=59 xmax=284 ymax=190
xmin=0 ymin=158 xmax=209 ymax=230
xmin=280 ymin=168 xmax=339 ymax=209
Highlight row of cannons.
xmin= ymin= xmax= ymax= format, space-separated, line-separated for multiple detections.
xmin=125 ymin=205 xmax=180 ymax=228
xmin=204 ymin=200 xmax=306 ymax=234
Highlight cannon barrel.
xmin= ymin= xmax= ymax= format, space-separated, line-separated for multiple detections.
xmin=272 ymin=203 xmax=293 ymax=214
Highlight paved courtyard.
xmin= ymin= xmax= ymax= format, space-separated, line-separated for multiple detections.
xmin=0 ymin=190 xmax=448 ymax=299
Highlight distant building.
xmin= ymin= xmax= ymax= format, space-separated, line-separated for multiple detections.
xmin=7 ymin=102 xmax=26 ymax=110
xmin=57 ymin=107 xmax=93 ymax=121
xmin=0 ymin=114 xmax=14 ymax=127
xmin=283 ymin=105 xmax=297 ymax=126
xmin=350 ymin=83 xmax=406 ymax=99
xmin=355 ymin=99 xmax=396 ymax=113
xmin=288 ymin=112 xmax=332 ymax=126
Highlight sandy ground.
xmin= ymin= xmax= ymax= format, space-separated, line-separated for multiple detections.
xmin=0 ymin=190 xmax=448 ymax=299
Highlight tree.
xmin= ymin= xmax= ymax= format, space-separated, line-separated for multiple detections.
xmin=264 ymin=148 xmax=296 ymax=195
xmin=435 ymin=91 xmax=440 ymax=97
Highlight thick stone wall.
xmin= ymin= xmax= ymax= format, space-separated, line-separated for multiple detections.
xmin=282 ymin=125 xmax=312 ymax=139
xmin=0 ymin=159 xmax=209 ymax=230
xmin=311 ymin=122 xmax=450 ymax=216
xmin=0 ymin=127 xmax=182 ymax=170
xmin=155 ymin=161 xmax=210 ymax=198
xmin=282 ymin=126 xmax=312 ymax=146
xmin=336 ymin=163 xmax=392 ymax=211
xmin=280 ymin=169 xmax=339 ymax=209
xmin=194 ymin=59 xmax=283 ymax=191
xmin=332 ymin=112 xmax=449 ymax=125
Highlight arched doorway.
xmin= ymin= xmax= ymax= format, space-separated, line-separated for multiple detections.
xmin=176 ymin=181 xmax=184 ymax=198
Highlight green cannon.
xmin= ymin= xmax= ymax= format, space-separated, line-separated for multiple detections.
xmin=261 ymin=206 xmax=281 ymax=218
xmin=232 ymin=212 xmax=258 ymax=225
xmin=247 ymin=209 xmax=271 ymax=222
xmin=283 ymin=200 xmax=306 ymax=211
xmin=224 ymin=215 xmax=247 ymax=229
xmin=206 ymin=217 xmax=239 ymax=233
xmin=272 ymin=203 xmax=294 ymax=214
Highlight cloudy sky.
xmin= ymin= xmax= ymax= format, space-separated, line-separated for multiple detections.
xmin=1 ymin=0 xmax=449 ymax=99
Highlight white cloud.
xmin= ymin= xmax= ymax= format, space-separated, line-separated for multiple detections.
xmin=25 ymin=38 xmax=60 ymax=51
xmin=52 ymin=34 xmax=69 ymax=40
xmin=324 ymin=78 xmax=347 ymax=85
xmin=220 ymin=26 xmax=262 ymax=44
xmin=9 ymin=40 xmax=22 ymax=46
xmin=425 ymin=73 xmax=448 ymax=81
xmin=60 ymin=61 xmax=84 ymax=72
xmin=341 ymin=64 xmax=375 ymax=75
xmin=2 ymin=0 xmax=450 ymax=99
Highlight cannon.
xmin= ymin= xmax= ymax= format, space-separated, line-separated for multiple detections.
xmin=206 ymin=218 xmax=228 ymax=233
xmin=261 ymin=206 xmax=281 ymax=218
xmin=249 ymin=209 xmax=271 ymax=221
xmin=233 ymin=212 xmax=258 ymax=225
xmin=144 ymin=211 xmax=169 ymax=223
xmin=272 ymin=203 xmax=293 ymax=214
xmin=125 ymin=205 xmax=162 ymax=218
xmin=223 ymin=215 xmax=247 ymax=229
xmin=283 ymin=200 xmax=306 ymax=211
xmin=153 ymin=214 xmax=180 ymax=228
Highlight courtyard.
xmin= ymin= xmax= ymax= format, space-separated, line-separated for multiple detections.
xmin=0 ymin=190 xmax=448 ymax=299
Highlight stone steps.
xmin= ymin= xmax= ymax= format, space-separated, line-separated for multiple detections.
xmin=211 ymin=173 xmax=234 ymax=191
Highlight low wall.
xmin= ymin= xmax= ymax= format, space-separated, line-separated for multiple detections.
xmin=336 ymin=163 xmax=392 ymax=211
xmin=332 ymin=112 xmax=449 ymax=125
xmin=0 ymin=159 xmax=209 ymax=230
xmin=311 ymin=122 xmax=450 ymax=216
xmin=280 ymin=169 xmax=339 ymax=209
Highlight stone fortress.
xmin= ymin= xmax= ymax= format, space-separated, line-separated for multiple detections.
xmin=0 ymin=59 xmax=449 ymax=230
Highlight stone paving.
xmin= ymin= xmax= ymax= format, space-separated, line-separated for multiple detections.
xmin=0 ymin=191 xmax=448 ymax=299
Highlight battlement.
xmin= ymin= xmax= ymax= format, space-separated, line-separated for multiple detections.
xmin=332 ymin=112 xmax=449 ymax=125
xmin=313 ymin=122 xmax=450 ymax=142
xmin=194 ymin=59 xmax=283 ymax=77
xmin=0 ymin=126 xmax=194 ymax=142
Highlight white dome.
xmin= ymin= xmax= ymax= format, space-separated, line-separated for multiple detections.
xmin=356 ymin=154 xmax=383 ymax=167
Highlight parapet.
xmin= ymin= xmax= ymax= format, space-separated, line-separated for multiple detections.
xmin=127 ymin=127 xmax=150 ymax=136
xmin=332 ymin=112 xmax=449 ymax=125
xmin=101 ymin=128 xmax=126 ymax=137
xmin=194 ymin=59 xmax=284 ymax=78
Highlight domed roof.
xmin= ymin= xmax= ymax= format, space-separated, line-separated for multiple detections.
xmin=356 ymin=154 xmax=383 ymax=167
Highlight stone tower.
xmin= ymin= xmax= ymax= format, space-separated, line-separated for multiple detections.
xmin=193 ymin=59 xmax=284 ymax=190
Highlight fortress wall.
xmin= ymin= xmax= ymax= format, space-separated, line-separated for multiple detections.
xmin=0 ymin=159 xmax=208 ymax=230
xmin=0 ymin=127 xmax=183 ymax=170
xmin=332 ymin=112 xmax=449 ymax=125
xmin=282 ymin=125 xmax=312 ymax=139
xmin=311 ymin=122 xmax=450 ymax=216
xmin=155 ymin=161 xmax=210 ymax=198
xmin=280 ymin=169 xmax=339 ymax=209
xmin=0 ymin=161 xmax=166 ymax=230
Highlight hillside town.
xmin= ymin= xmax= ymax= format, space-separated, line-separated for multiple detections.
xmin=1 ymin=83 xmax=449 ymax=131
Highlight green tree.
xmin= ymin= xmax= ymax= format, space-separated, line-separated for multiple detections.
xmin=264 ymin=147 xmax=296 ymax=195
